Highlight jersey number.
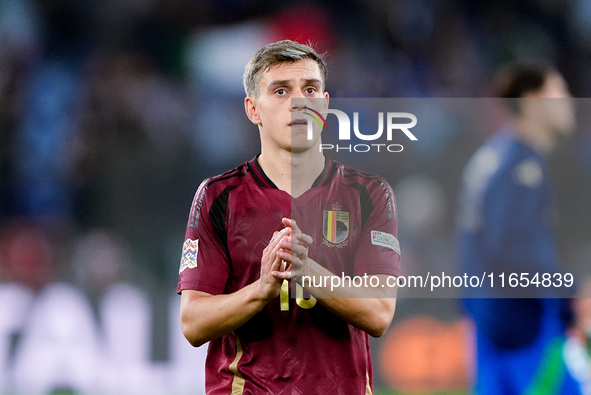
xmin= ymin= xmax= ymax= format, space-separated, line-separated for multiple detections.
xmin=280 ymin=280 xmax=317 ymax=311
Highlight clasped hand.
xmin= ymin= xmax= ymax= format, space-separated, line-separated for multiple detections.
xmin=258 ymin=218 xmax=313 ymax=300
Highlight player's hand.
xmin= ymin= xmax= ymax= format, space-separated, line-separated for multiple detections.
xmin=273 ymin=218 xmax=313 ymax=282
xmin=258 ymin=228 xmax=289 ymax=301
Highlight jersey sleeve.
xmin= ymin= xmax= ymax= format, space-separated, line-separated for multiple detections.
xmin=177 ymin=179 xmax=230 ymax=295
xmin=352 ymin=177 xmax=401 ymax=277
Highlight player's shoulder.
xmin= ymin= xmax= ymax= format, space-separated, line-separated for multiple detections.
xmin=196 ymin=160 xmax=252 ymax=197
xmin=464 ymin=133 xmax=542 ymax=187
xmin=464 ymin=135 xmax=546 ymax=207
xmin=186 ymin=160 xmax=253 ymax=229
xmin=487 ymin=134 xmax=545 ymax=190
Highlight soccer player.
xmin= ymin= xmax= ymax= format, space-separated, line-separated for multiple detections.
xmin=457 ymin=63 xmax=587 ymax=394
xmin=177 ymin=40 xmax=401 ymax=394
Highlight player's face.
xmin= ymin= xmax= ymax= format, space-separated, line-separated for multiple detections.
xmin=245 ymin=59 xmax=329 ymax=154
xmin=536 ymin=72 xmax=576 ymax=135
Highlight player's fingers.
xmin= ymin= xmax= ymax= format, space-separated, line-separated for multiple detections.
xmin=278 ymin=234 xmax=291 ymax=249
xmin=263 ymin=255 xmax=286 ymax=284
xmin=282 ymin=260 xmax=291 ymax=271
xmin=295 ymin=232 xmax=313 ymax=247
xmin=278 ymin=236 xmax=309 ymax=261
xmin=271 ymin=228 xmax=288 ymax=243
xmin=265 ymin=243 xmax=287 ymax=272
xmin=277 ymin=251 xmax=306 ymax=277
xmin=264 ymin=233 xmax=282 ymax=257
xmin=288 ymin=219 xmax=303 ymax=238
xmin=271 ymin=269 xmax=291 ymax=280
xmin=282 ymin=218 xmax=302 ymax=237
xmin=281 ymin=217 xmax=292 ymax=229
xmin=262 ymin=230 xmax=289 ymax=270
xmin=282 ymin=218 xmax=311 ymax=246
xmin=288 ymin=244 xmax=308 ymax=261
xmin=272 ymin=236 xmax=290 ymax=258
xmin=267 ymin=229 xmax=288 ymax=253
xmin=261 ymin=244 xmax=272 ymax=264
xmin=268 ymin=255 xmax=283 ymax=273
xmin=276 ymin=247 xmax=293 ymax=262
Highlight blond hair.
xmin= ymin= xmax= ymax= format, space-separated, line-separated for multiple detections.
xmin=243 ymin=40 xmax=327 ymax=97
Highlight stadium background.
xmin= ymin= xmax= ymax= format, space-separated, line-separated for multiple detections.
xmin=0 ymin=0 xmax=590 ymax=393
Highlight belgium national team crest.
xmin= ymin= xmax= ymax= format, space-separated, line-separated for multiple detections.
xmin=323 ymin=205 xmax=349 ymax=247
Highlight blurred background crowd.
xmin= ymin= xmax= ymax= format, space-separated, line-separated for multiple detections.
xmin=1 ymin=0 xmax=591 ymax=393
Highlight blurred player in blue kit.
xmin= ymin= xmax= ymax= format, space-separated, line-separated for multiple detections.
xmin=457 ymin=63 xmax=590 ymax=394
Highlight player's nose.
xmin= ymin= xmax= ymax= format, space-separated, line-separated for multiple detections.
xmin=290 ymin=98 xmax=307 ymax=112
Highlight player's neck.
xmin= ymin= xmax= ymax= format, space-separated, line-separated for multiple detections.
xmin=258 ymin=150 xmax=325 ymax=198
xmin=513 ymin=118 xmax=555 ymax=155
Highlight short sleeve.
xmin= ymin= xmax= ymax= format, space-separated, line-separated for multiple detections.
xmin=352 ymin=178 xmax=401 ymax=277
xmin=177 ymin=179 xmax=230 ymax=295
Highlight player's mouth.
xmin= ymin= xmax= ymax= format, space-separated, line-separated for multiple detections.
xmin=289 ymin=119 xmax=308 ymax=127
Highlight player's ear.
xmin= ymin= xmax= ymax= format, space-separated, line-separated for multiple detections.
xmin=323 ymin=91 xmax=329 ymax=109
xmin=245 ymin=96 xmax=261 ymax=125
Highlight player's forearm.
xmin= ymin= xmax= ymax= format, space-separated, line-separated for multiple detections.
xmin=180 ymin=283 xmax=270 ymax=347
xmin=299 ymin=262 xmax=397 ymax=337
xmin=319 ymin=296 xmax=396 ymax=337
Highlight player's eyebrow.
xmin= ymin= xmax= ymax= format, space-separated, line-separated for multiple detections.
xmin=302 ymin=78 xmax=322 ymax=86
xmin=267 ymin=79 xmax=292 ymax=90
xmin=266 ymin=78 xmax=323 ymax=90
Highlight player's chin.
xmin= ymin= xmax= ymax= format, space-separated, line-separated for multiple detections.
xmin=288 ymin=141 xmax=317 ymax=154
xmin=289 ymin=147 xmax=310 ymax=155
xmin=290 ymin=127 xmax=317 ymax=140
xmin=556 ymin=122 xmax=576 ymax=136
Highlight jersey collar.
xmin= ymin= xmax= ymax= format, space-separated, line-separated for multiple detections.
xmin=248 ymin=155 xmax=336 ymax=189
xmin=248 ymin=156 xmax=278 ymax=189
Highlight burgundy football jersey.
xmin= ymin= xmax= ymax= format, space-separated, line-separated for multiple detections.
xmin=178 ymin=157 xmax=400 ymax=395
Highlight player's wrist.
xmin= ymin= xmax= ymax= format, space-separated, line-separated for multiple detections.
xmin=249 ymin=279 xmax=276 ymax=304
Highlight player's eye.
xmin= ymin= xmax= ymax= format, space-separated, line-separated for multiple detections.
xmin=305 ymin=87 xmax=317 ymax=95
xmin=275 ymin=88 xmax=287 ymax=96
